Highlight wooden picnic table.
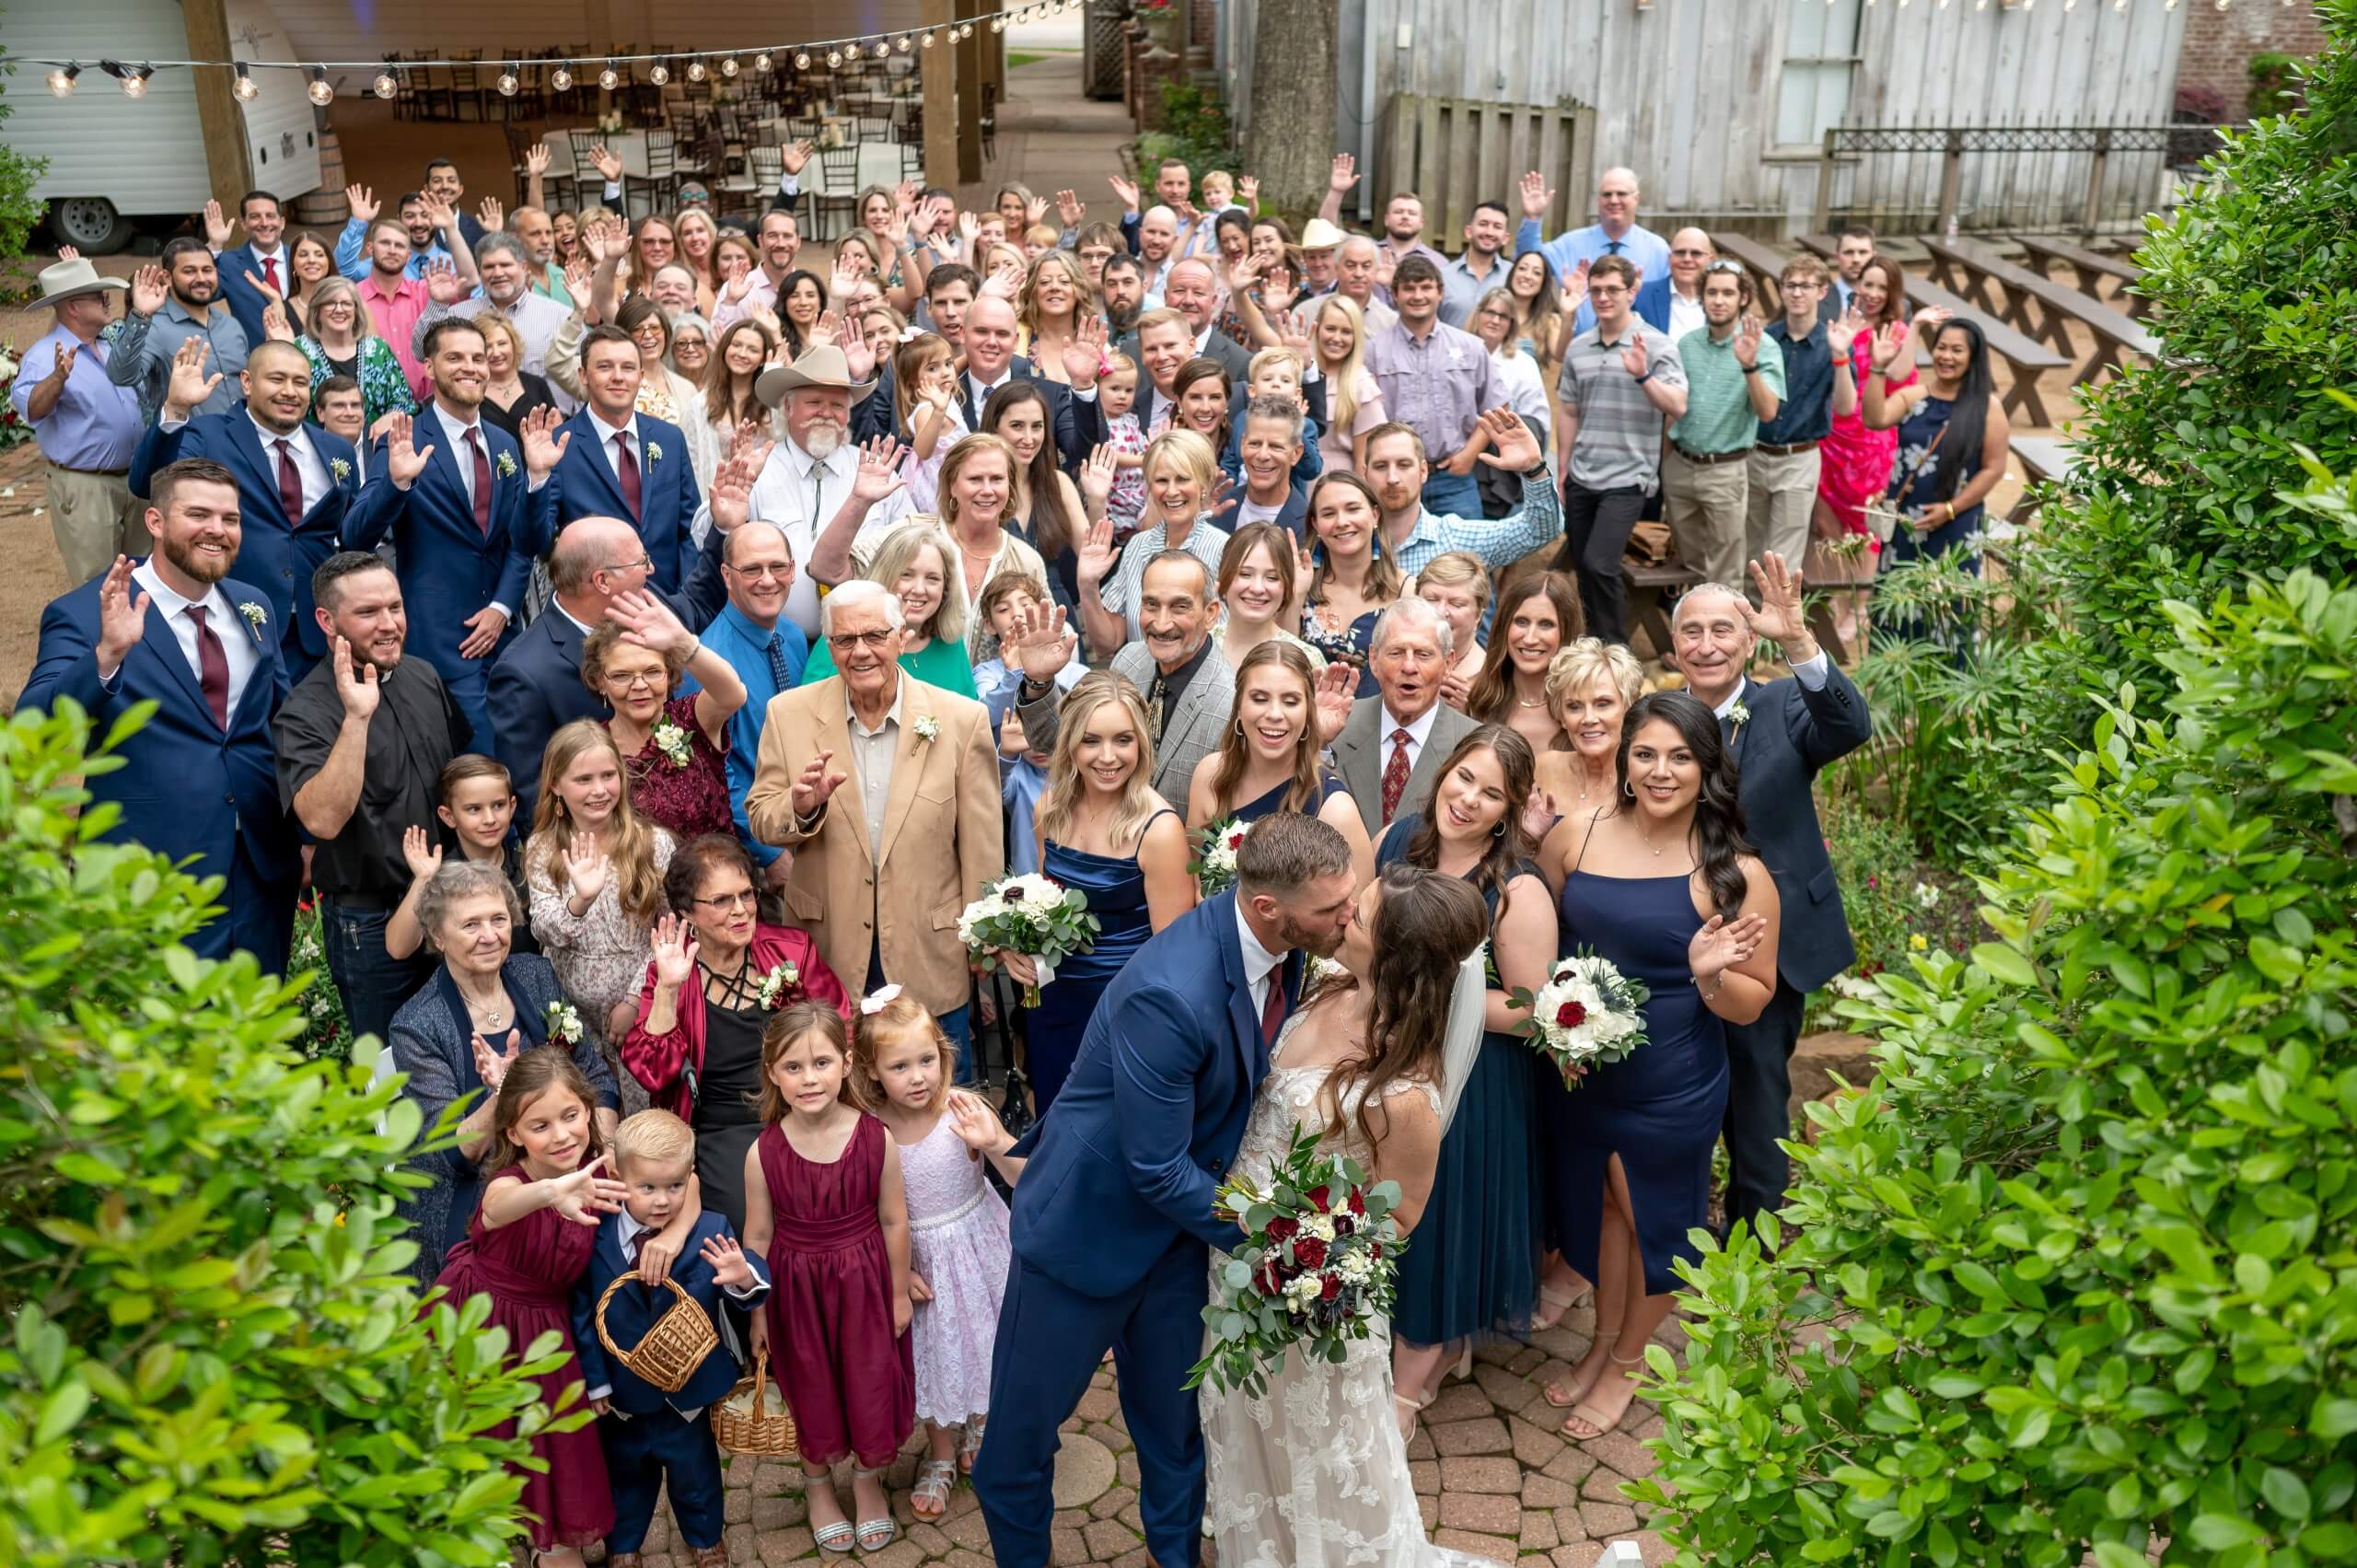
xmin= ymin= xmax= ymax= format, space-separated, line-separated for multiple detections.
xmin=1921 ymin=235 xmax=2158 ymax=390
xmin=2013 ymin=233 xmax=2147 ymax=318
xmin=1712 ymin=233 xmax=1791 ymax=306
xmin=2007 ymin=434 xmax=2078 ymax=526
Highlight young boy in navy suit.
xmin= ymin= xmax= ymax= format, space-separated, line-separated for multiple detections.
xmin=572 ymin=1110 xmax=768 ymax=1568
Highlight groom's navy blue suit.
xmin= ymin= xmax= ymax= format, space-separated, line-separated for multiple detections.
xmin=974 ymin=890 xmax=1302 ymax=1568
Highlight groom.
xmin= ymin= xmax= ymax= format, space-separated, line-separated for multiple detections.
xmin=974 ymin=813 xmax=1360 ymax=1567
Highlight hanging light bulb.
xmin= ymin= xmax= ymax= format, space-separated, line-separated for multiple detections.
xmin=685 ymin=58 xmax=707 ymax=81
xmin=896 ymin=32 xmax=913 ymax=50
xmin=827 ymin=48 xmax=843 ymax=67
xmin=47 ymin=62 xmax=80 ymax=97
xmin=648 ymin=58 xmax=670 ymax=85
xmin=550 ymin=63 xmax=574 ymax=90
xmin=721 ymin=54 xmax=741 ymax=76
xmin=795 ymin=50 xmax=812 ymax=69
xmin=990 ymin=16 xmax=1006 ymax=31
xmin=307 ymin=65 xmax=333 ymax=105
xmin=496 ymin=64 xmax=520 ymax=96
xmin=922 ymin=29 xmax=938 ymax=46
xmin=751 ymin=52 xmax=771 ymax=73
xmin=373 ymin=67 xmax=399 ymax=99
xmin=116 ymin=62 xmax=153 ymax=99
xmin=598 ymin=60 xmax=620 ymax=90
xmin=873 ymin=40 xmax=890 ymax=57
xmin=229 ymin=60 xmax=261 ymax=101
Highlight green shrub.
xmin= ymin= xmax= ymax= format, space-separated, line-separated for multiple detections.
xmin=1135 ymin=82 xmax=1233 ymax=190
xmin=0 ymin=24 xmax=49 ymax=271
xmin=2248 ymin=50 xmax=2309 ymax=119
xmin=0 ymin=700 xmax=585 ymax=1564
xmin=289 ymin=897 xmax=354 ymax=1062
xmin=1804 ymin=802 xmax=1981 ymax=1035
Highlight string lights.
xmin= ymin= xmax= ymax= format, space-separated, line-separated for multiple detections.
xmin=12 ymin=2 xmax=1099 ymax=97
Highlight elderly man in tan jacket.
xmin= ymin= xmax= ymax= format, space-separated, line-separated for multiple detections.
xmin=746 ymin=578 xmax=1003 ymax=1068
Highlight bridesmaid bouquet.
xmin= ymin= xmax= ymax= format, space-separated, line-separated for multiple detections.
xmin=958 ymin=871 xmax=1099 ymax=1007
xmin=1188 ymin=1124 xmax=1404 ymax=1399
xmin=1190 ymin=818 xmax=1253 ymax=898
xmin=1513 ymin=949 xmax=1650 ymax=1085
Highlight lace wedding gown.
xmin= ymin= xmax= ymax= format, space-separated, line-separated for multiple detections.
xmin=1200 ymin=1021 xmax=1490 ymax=1567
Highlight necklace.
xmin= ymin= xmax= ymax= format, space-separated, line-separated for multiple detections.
xmin=1516 ymin=695 xmax=1547 ymax=709
xmin=459 ymin=980 xmax=509 ymax=1028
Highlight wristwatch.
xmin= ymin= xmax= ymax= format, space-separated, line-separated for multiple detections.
xmin=1739 ymin=363 xmax=1761 ymax=376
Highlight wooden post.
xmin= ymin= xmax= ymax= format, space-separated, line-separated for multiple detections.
xmin=956 ymin=0 xmax=983 ymax=183
xmin=180 ymin=0 xmax=251 ymax=214
xmin=2080 ymin=126 xmax=2112 ymax=236
xmin=922 ymin=0 xmax=958 ymax=189
xmin=1935 ymin=128 xmax=1965 ymax=236
xmin=1811 ymin=126 xmax=1838 ymax=236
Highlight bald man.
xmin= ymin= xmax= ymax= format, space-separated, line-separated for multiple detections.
xmin=1515 ymin=163 xmax=1672 ymax=333
xmin=1636 ymin=226 xmax=1715 ymax=342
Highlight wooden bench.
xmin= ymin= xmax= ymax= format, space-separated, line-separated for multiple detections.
xmin=1885 ymin=270 xmax=2069 ymax=428
xmin=2007 ymin=433 xmax=2078 ymax=528
xmin=1921 ymin=235 xmax=2159 ymax=391
xmin=1712 ymin=233 xmax=1792 ymax=307
xmin=1623 ymin=561 xmax=1700 ymax=663
xmin=1794 ymin=233 xmax=1838 ymax=263
xmin=2013 ymin=233 xmax=2147 ymax=319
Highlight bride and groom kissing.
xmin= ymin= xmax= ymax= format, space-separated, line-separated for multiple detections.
xmin=970 ymin=811 xmax=1498 ymax=1567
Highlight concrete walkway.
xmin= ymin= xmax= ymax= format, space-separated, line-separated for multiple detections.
xmin=958 ymin=47 xmax=1136 ymax=223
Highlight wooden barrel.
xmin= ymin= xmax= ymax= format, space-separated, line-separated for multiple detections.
xmin=289 ymin=128 xmax=349 ymax=226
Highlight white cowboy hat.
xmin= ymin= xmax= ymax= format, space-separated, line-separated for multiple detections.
xmin=1297 ymin=218 xmax=1349 ymax=251
xmin=29 ymin=257 xmax=129 ymax=312
xmin=756 ymin=343 xmax=878 ymax=408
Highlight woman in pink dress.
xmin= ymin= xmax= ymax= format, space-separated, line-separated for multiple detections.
xmin=578 ymin=605 xmax=745 ymax=843
xmin=1815 ymin=254 xmax=1932 ymax=644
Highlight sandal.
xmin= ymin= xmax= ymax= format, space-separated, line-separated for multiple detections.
xmin=851 ymin=1466 xmax=897 ymax=1552
xmin=1393 ymin=1389 xmax=1430 ymax=1443
xmin=958 ymin=1417 xmax=988 ymax=1474
xmin=1562 ymin=1351 xmax=1646 ymax=1441
xmin=1542 ymin=1330 xmax=1618 ymax=1410
xmin=1531 ymin=1279 xmax=1593 ymax=1331
xmin=911 ymin=1458 xmax=957 ymax=1520
xmin=808 ymin=1479 xmax=855 ymax=1556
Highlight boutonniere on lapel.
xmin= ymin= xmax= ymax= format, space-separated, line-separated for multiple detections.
xmin=754 ymin=961 xmax=801 ymax=1010
xmin=544 ymin=1000 xmax=584 ymax=1045
xmin=651 ymin=716 xmax=694 ymax=768
xmin=912 ymin=714 xmax=940 ymax=744
xmin=643 ymin=440 xmax=664 ymax=466
xmin=494 ymin=451 xmax=517 ymax=479
xmin=329 ymin=457 xmax=351 ymax=482
xmin=1726 ymin=700 xmax=1751 ymax=732
xmin=238 ymin=601 xmax=268 ymax=632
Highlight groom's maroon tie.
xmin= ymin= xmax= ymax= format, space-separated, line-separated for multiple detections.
xmin=1260 ymin=970 xmax=1286 ymax=1046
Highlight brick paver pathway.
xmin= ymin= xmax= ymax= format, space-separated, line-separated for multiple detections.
xmin=615 ymin=1298 xmax=1679 ymax=1564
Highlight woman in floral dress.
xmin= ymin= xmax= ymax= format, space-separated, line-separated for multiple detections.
xmin=577 ymin=603 xmax=747 ymax=843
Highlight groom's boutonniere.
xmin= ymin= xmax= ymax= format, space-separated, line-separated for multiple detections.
xmin=328 ymin=457 xmax=351 ymax=482
xmin=238 ymin=601 xmax=268 ymax=631
xmin=644 ymin=440 xmax=664 ymax=466
xmin=494 ymin=450 xmax=517 ymax=478
xmin=912 ymin=714 xmax=940 ymax=744
xmin=1726 ymin=701 xmax=1751 ymax=731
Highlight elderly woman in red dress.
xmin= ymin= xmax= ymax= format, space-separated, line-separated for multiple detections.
xmin=579 ymin=595 xmax=748 ymax=842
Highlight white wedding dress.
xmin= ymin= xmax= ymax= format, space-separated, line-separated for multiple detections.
xmin=1199 ymin=1017 xmax=1491 ymax=1567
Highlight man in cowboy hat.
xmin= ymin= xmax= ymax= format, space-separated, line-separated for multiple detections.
xmin=1296 ymin=216 xmax=1350 ymax=298
xmin=9 ymin=254 xmax=146 ymax=585
xmin=714 ymin=343 xmax=911 ymax=644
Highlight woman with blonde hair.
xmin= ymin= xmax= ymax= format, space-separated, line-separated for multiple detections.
xmin=674 ymin=207 xmax=722 ymax=314
xmin=526 ymin=718 xmax=679 ymax=1066
xmin=1074 ymin=427 xmax=1231 ymax=654
xmin=297 ymin=273 xmax=413 ymax=428
xmin=473 ymin=310 xmax=559 ymax=440
xmin=1017 ymin=671 xmax=1195 ymax=1111
xmin=799 ymin=518 xmax=981 ymax=697
xmin=1530 ymin=635 xmax=1647 ymax=864
xmin=932 ymin=432 xmax=1050 ymax=644
xmin=1309 ymin=294 xmax=1385 ymax=474
xmin=1418 ymin=551 xmax=1493 ymax=703
xmin=1020 ymin=250 xmax=1095 ymax=388
xmin=1187 ymin=641 xmax=1374 ymax=885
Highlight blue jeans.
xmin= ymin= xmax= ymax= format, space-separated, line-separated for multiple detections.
xmin=320 ymin=897 xmax=437 ymax=1051
xmin=1421 ymin=468 xmax=1482 ymax=522
xmin=940 ymin=1001 xmax=977 ymax=1086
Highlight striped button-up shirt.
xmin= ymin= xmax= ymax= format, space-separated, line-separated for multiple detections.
xmin=1556 ymin=324 xmax=1687 ymax=494
xmin=1386 ymin=467 xmax=1565 ymax=578
xmin=1365 ymin=318 xmax=1502 ymax=465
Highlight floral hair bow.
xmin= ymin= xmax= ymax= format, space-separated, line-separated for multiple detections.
xmin=859 ymin=984 xmax=904 ymax=1016
xmin=896 ymin=326 xmax=923 ymax=344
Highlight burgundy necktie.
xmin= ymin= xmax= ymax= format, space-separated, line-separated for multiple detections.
xmin=187 ymin=605 xmax=230 ymax=728
xmin=261 ymin=255 xmax=281 ymax=293
xmin=465 ymin=426 xmax=493 ymax=535
xmin=1260 ymin=968 xmax=1286 ymax=1047
xmin=1380 ymin=727 xmax=1412 ymax=825
xmin=613 ymin=431 xmax=643 ymax=518
xmin=273 ymin=438 xmax=304 ymax=528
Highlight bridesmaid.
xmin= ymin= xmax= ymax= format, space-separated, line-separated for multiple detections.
xmin=1376 ymin=726 xmax=1556 ymax=1438
xmin=1008 ymin=674 xmax=1196 ymax=1113
xmin=1536 ymin=691 xmax=1779 ymax=1444
xmin=1464 ymin=572 xmax=1585 ymax=757
xmin=1185 ymin=641 xmax=1374 ymax=887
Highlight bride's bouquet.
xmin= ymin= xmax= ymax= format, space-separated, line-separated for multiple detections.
xmin=1512 ymin=949 xmax=1649 ymax=1084
xmin=1190 ymin=818 xmax=1253 ymax=898
xmin=958 ymin=872 xmax=1098 ymax=1007
xmin=1187 ymin=1123 xmax=1404 ymax=1399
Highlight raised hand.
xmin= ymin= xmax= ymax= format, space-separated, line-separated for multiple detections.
xmin=564 ymin=830 xmax=610 ymax=902
xmin=947 ymin=1088 xmax=1011 ymax=1155
xmin=790 ymin=749 xmax=849 ymax=819
xmin=1075 ymin=513 xmax=1118 ymax=583
xmin=1733 ymin=314 xmax=1763 ymax=370
xmin=401 ymin=823 xmax=446 ymax=882
xmin=345 ymin=183 xmax=380 ymax=225
xmin=424 ymin=257 xmax=470 ymax=306
xmin=1689 ymin=911 xmax=1770 ymax=984
xmin=128 ymin=263 xmax=168 ymax=319
xmin=606 ymin=587 xmax=691 ymax=653
xmin=782 ymin=139 xmax=816 ymax=176
xmin=588 ymin=144 xmax=624 ymax=183
xmin=721 ymin=268 xmax=754 ymax=305
xmin=842 ymin=329 xmax=877 ymax=385
xmin=1910 ymin=305 xmax=1953 ymax=336
xmin=1006 ymin=599 xmax=1077 ymax=683
xmin=1026 ymin=194 xmax=1051 ymax=226
xmin=1202 ymin=471 xmax=1237 ymax=524
xmin=708 ymin=452 xmax=755 ymax=532
xmin=700 ymin=1234 xmax=756 ymax=1289
xmin=1328 ymin=152 xmax=1360 ymax=196
xmin=164 ymin=338 xmax=222 ymax=419
xmin=382 ymin=412 xmax=435 ymax=489
xmin=1312 ymin=659 xmax=1357 ymax=743
xmin=240 ymin=265 xmax=284 ymax=306
xmin=651 ymin=912 xmax=701 ymax=987
xmin=1560 ymin=257 xmax=1591 ymax=311
xmin=458 ymin=604 xmax=509 ymax=660
xmin=1108 ymin=173 xmax=1142 ymax=213
xmin=1076 ymin=444 xmax=1117 ymax=509
xmin=471 ymin=1028 xmax=523 ymax=1088
xmin=260 ymin=299 xmax=296 ymax=344
xmin=1868 ymin=319 xmax=1908 ymax=372
xmin=1828 ymin=307 xmax=1864 ymax=359
xmin=55 ymin=245 xmax=81 ymax=263
xmin=525 ymin=143 xmax=552 ymax=177
xmin=1062 ymin=314 xmax=1107 ymax=386
xmin=1225 ymin=251 xmax=1264 ymax=296
xmin=894 ymin=179 xmax=922 ymax=216
xmin=726 ymin=416 xmax=775 ymax=470
xmin=1619 ymin=329 xmax=1650 ymax=379
xmin=94 ymin=557 xmax=152 ymax=668
xmin=1520 ymin=787 xmax=1560 ymax=844
xmin=1742 ymin=552 xmax=1810 ymax=646
xmin=519 ymin=403 xmax=570 ymax=479
xmin=476 ymin=196 xmax=505 ymax=233
xmin=1437 ymin=664 xmax=1473 ymax=712
xmin=979 ymin=261 xmax=1020 ymax=300
xmin=420 ymin=196 xmax=460 ymax=238
xmin=203 ymin=198 xmax=234 ymax=250
xmin=1518 ymin=169 xmax=1553 ymax=220
xmin=1373 ymin=249 xmax=1398 ymax=290
xmin=1473 ymin=405 xmax=1544 ymax=472
xmin=1054 ymin=187 xmax=1084 ymax=228
xmin=850 ymin=436 xmax=908 ymax=505
xmin=549 ymin=1154 xmax=630 ymax=1227
xmin=331 ymin=636 xmax=382 ymax=721
xmin=1237 ymin=174 xmax=1260 ymax=211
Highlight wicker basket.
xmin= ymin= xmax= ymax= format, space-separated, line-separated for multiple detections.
xmin=594 ymin=1273 xmax=720 ymax=1394
xmin=711 ymin=1347 xmax=799 ymax=1458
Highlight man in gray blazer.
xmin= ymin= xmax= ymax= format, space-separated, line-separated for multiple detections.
xmin=1670 ymin=554 xmax=1871 ymax=1248
xmin=1329 ymin=597 xmax=1480 ymax=839
xmin=1012 ymin=551 xmax=1234 ymax=804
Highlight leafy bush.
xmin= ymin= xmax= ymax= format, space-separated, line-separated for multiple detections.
xmin=1135 ymin=82 xmax=1233 ymax=189
xmin=1804 ymin=802 xmax=1981 ymax=1035
xmin=290 ymin=897 xmax=354 ymax=1061
xmin=0 ymin=23 xmax=51 ymax=269
xmin=2248 ymin=50 xmax=2310 ymax=119
xmin=0 ymin=699 xmax=585 ymax=1564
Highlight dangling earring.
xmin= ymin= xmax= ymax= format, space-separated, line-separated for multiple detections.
xmin=1492 ymin=820 xmax=1507 ymax=838
xmin=1623 ymin=780 xmax=1637 ymax=797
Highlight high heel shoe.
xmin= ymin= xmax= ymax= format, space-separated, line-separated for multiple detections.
xmin=1531 ymin=1279 xmax=1593 ymax=1331
xmin=1562 ymin=1350 xmax=1647 ymax=1441
xmin=1446 ymin=1343 xmax=1475 ymax=1384
xmin=1393 ymin=1389 xmax=1431 ymax=1443
xmin=1541 ymin=1329 xmax=1618 ymax=1410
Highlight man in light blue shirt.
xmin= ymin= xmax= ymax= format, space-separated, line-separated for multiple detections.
xmin=333 ymin=188 xmax=458 ymax=283
xmin=108 ymin=238 xmax=250 ymax=424
xmin=694 ymin=519 xmax=809 ymax=893
xmin=12 ymin=256 xmax=146 ymax=584
xmin=1364 ymin=408 xmax=1564 ymax=583
xmin=1514 ymin=166 xmax=1671 ymax=336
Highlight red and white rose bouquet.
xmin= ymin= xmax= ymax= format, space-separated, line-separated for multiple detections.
xmin=1512 ymin=949 xmax=1650 ymax=1083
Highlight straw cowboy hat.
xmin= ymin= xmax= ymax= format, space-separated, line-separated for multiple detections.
xmin=756 ymin=343 xmax=878 ymax=408
xmin=29 ymin=256 xmax=129 ymax=312
xmin=1297 ymin=218 xmax=1349 ymax=251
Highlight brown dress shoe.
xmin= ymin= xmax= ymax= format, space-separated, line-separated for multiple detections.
xmin=691 ymin=1547 xmax=729 ymax=1567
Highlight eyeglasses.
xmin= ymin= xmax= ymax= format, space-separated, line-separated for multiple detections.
xmin=605 ymin=554 xmax=654 ymax=575
xmin=692 ymin=889 xmax=758 ymax=912
xmin=726 ymin=561 xmax=794 ymax=580
xmin=1704 ymin=260 xmax=1746 ymax=275
xmin=1670 ymin=248 xmax=1713 ymax=259
xmin=609 ymin=670 xmax=665 ymax=692
xmin=827 ymin=629 xmax=897 ymax=652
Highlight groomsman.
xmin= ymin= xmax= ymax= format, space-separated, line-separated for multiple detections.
xmin=538 ymin=325 xmax=704 ymax=593
xmin=134 ymin=337 xmax=395 ymax=679
xmin=212 ymin=191 xmax=293 ymax=350
xmin=21 ymin=459 xmax=300 ymax=970
xmin=1668 ymin=556 xmax=1870 ymax=1246
xmin=344 ymin=318 xmax=556 ymax=747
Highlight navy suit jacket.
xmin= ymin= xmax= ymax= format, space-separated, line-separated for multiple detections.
xmin=571 ymin=1210 xmax=770 ymax=1418
xmin=345 ymin=418 xmax=540 ymax=690
xmin=1005 ymin=890 xmax=1301 ymax=1299
xmin=853 ymin=357 xmax=1106 ymax=475
xmin=215 ymin=243 xmax=280 ymax=349
xmin=540 ymin=411 xmax=704 ymax=593
xmin=1633 ymin=275 xmax=1677 ymax=335
xmin=20 ymin=567 xmax=300 ymax=932
xmin=134 ymin=410 xmax=397 ymax=662
xmin=485 ymin=528 xmax=728 ymax=817
xmin=1726 ymin=667 xmax=1873 ymax=993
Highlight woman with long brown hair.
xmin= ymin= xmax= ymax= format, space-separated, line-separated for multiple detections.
xmin=979 ymin=385 xmax=1083 ymax=609
xmin=1302 ymin=471 xmax=1405 ymax=694
xmin=1186 ymin=641 xmax=1373 ymax=884
xmin=1464 ymin=572 xmax=1585 ymax=755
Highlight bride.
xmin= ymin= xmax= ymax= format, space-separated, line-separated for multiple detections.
xmin=1201 ymin=862 xmax=1496 ymax=1567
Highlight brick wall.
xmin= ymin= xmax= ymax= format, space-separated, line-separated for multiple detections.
xmin=2177 ymin=0 xmax=2328 ymax=115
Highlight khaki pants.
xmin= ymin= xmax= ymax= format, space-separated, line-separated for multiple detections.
xmin=1745 ymin=445 xmax=1822 ymax=570
xmin=1662 ymin=447 xmax=1750 ymax=589
xmin=45 ymin=463 xmax=142 ymax=587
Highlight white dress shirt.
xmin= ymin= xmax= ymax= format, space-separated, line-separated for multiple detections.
xmin=1376 ymin=699 xmax=1443 ymax=777
xmin=1714 ymin=656 xmax=1829 ymax=722
xmin=742 ymin=436 xmax=913 ymax=639
xmin=1234 ymin=900 xmax=1286 ymax=1027
xmin=128 ymin=558 xmax=261 ymax=714
xmin=589 ymin=407 xmax=644 ymax=486
xmin=247 ymin=410 xmax=330 ymax=517
xmin=967 ymin=368 xmax=1014 ymax=417
xmin=242 ymin=241 xmax=290 ymax=291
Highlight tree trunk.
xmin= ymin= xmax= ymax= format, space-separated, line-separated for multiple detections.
xmin=1243 ymin=0 xmax=1340 ymax=230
